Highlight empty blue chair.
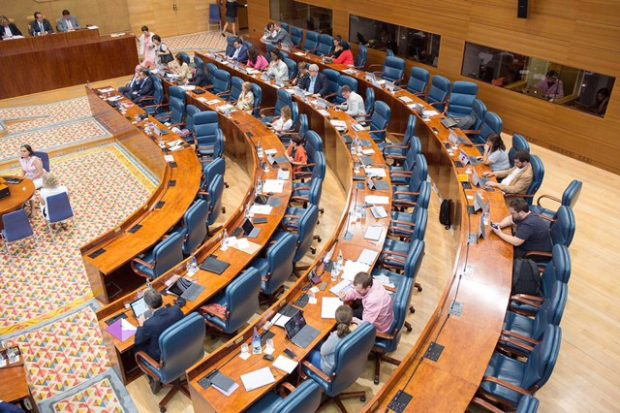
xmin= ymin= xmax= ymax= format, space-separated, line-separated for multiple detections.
xmin=204 ymin=174 xmax=225 ymax=227
xmin=201 ymin=267 xmax=260 ymax=335
xmin=322 ymin=69 xmax=341 ymax=97
xmin=208 ymin=69 xmax=231 ymax=96
xmin=193 ymin=112 xmax=223 ymax=158
xmin=177 ymin=199 xmax=209 ymax=256
xmin=426 ymin=75 xmax=451 ymax=112
xmin=298 ymin=113 xmax=309 ymax=139
xmin=246 ymin=379 xmax=322 ymax=413
xmin=509 ymin=134 xmax=531 ymax=167
xmin=392 ymin=155 xmax=429 ymax=210
xmin=316 ymin=34 xmax=334 ymax=56
xmin=468 ymin=111 xmax=503 ymax=148
xmin=531 ymin=180 xmax=582 ymax=221
xmin=156 ymin=86 xmax=186 ymax=125
xmin=304 ymin=31 xmax=319 ymax=53
xmin=199 ymin=130 xmax=224 ymax=161
xmin=250 ymin=83 xmax=263 ymax=117
xmin=261 ymin=89 xmax=292 ymax=123
xmin=131 ymin=231 xmax=184 ymax=280
xmin=291 ymin=178 xmax=324 ymax=207
xmin=389 ymin=192 xmax=431 ymax=239
xmin=252 ymin=232 xmax=297 ymax=299
xmin=45 ymin=192 xmax=75 ymax=230
xmin=355 ymin=45 xmax=368 ymax=70
xmin=446 ymin=81 xmax=478 ymax=121
xmin=370 ymin=56 xmax=405 ymax=84
xmin=32 ymin=151 xmax=50 ymax=172
xmin=381 ymin=209 xmax=429 ymax=269
xmin=193 ymin=56 xmax=205 ymax=75
xmin=283 ymin=57 xmax=298 ymax=80
xmin=546 ymin=206 xmax=576 ymax=249
xmin=135 ymin=313 xmax=205 ymax=412
xmin=184 ymin=104 xmax=201 ymax=140
xmin=178 ymin=52 xmax=190 ymax=65
xmin=472 ymin=99 xmax=488 ymax=131
xmin=202 ymin=157 xmax=226 ymax=185
xmin=208 ymin=3 xmax=221 ymax=31
xmin=1 ymin=209 xmax=35 ymax=254
xmin=331 ymin=75 xmax=358 ymax=104
xmin=303 ymin=323 xmax=376 ymax=409
xmin=384 ymin=114 xmax=419 ymax=161
xmin=406 ymin=67 xmax=430 ymax=96
xmin=389 ymin=142 xmax=423 ymax=185
xmin=369 ymin=101 xmax=391 ymax=143
xmin=282 ymin=204 xmax=319 ymax=262
xmin=473 ymin=393 xmax=540 ymax=413
xmin=291 ymin=26 xmax=304 ymax=48
xmin=365 ymin=87 xmax=375 ymax=118
xmin=206 ymin=63 xmax=218 ymax=85
xmin=226 ymin=76 xmax=244 ymax=102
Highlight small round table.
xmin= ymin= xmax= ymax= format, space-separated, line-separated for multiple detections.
xmin=0 ymin=177 xmax=35 ymax=230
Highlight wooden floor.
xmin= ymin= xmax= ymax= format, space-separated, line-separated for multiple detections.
xmin=2 ymin=80 xmax=619 ymax=413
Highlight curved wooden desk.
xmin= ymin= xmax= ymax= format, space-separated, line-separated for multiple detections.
xmin=81 ymin=86 xmax=202 ymax=304
xmin=96 ymin=89 xmax=292 ymax=383
xmin=0 ymin=178 xmax=35 ymax=230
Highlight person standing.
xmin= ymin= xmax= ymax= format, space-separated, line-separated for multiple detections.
xmin=221 ymin=0 xmax=241 ymax=37
xmin=138 ymin=26 xmax=155 ymax=62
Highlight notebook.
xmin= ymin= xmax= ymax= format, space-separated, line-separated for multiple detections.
xmin=240 ymin=367 xmax=276 ymax=392
xmin=200 ymin=255 xmax=230 ymax=274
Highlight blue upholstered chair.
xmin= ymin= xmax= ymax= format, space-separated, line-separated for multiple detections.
xmin=193 ymin=56 xmax=205 ymax=75
xmin=207 ymin=69 xmax=231 ymax=96
xmin=177 ymin=200 xmax=209 ymax=256
xmin=531 ymin=180 xmax=582 ymax=221
xmin=479 ymin=325 xmax=561 ymax=408
xmin=191 ymin=110 xmax=219 ymax=154
xmin=445 ymin=81 xmax=478 ymax=120
xmin=250 ymin=83 xmax=263 ymax=117
xmin=509 ymin=134 xmax=530 ymax=167
xmin=206 ymin=63 xmax=218 ymax=85
xmin=283 ymin=57 xmax=298 ymax=80
xmin=140 ymin=76 xmax=164 ymax=113
xmin=1 ymin=209 xmax=35 ymax=254
xmin=471 ymin=99 xmax=488 ymax=132
xmin=260 ymin=89 xmax=293 ymax=123
xmin=202 ymin=157 xmax=226 ymax=186
xmin=131 ymin=231 xmax=184 ymax=280
xmin=302 ymin=323 xmax=376 ymax=410
xmin=178 ymin=52 xmax=190 ymax=65
xmin=208 ymin=3 xmax=221 ymax=31
xmin=330 ymin=75 xmax=358 ymax=104
xmin=389 ymin=143 xmax=423 ymax=185
xmin=304 ymin=31 xmax=319 ymax=53
xmin=322 ymin=69 xmax=341 ymax=97
xmin=316 ymin=34 xmax=334 ymax=56
xmin=365 ymin=87 xmax=375 ymax=118
xmin=201 ymin=267 xmax=260 ymax=335
xmin=281 ymin=204 xmax=320 ymax=262
xmin=226 ymin=76 xmax=244 ymax=102
xmin=406 ymin=67 xmax=430 ymax=96
xmin=355 ymin=45 xmax=368 ymax=70
xmin=525 ymin=155 xmax=545 ymax=204
xmin=389 ymin=189 xmax=431 ymax=238
xmin=524 ymin=207 xmax=575 ymax=265
xmin=291 ymin=26 xmax=304 ymax=48
xmin=252 ymin=232 xmax=297 ymax=300
xmin=183 ymin=104 xmax=201 ymax=142
xmin=291 ymin=178 xmax=324 ymax=208
xmin=197 ymin=128 xmax=224 ymax=160
xmin=135 ymin=313 xmax=205 ymax=412
xmin=225 ymin=35 xmax=236 ymax=57
xmin=369 ymin=56 xmax=406 ymax=84
xmin=32 ymin=151 xmax=50 ymax=172
xmin=466 ymin=111 xmax=503 ymax=148
xmin=44 ymin=192 xmax=75 ymax=230
xmin=392 ymin=154 xmax=428 ymax=210
xmin=293 ymin=148 xmax=325 ymax=185
xmin=155 ymin=86 xmax=186 ymax=126
xmin=384 ymin=114 xmax=419 ymax=162
xmin=426 ymin=75 xmax=451 ymax=112
xmin=279 ymin=22 xmax=289 ymax=33
xmin=381 ymin=209 xmax=429 ymax=271
xmin=203 ymin=174 xmax=225 ymax=227
xmin=368 ymin=101 xmax=391 ymax=143
xmin=246 ymin=379 xmax=322 ymax=413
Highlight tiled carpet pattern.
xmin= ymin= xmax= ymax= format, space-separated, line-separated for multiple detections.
xmin=0 ymin=97 xmax=92 ymax=133
xmin=164 ymin=30 xmax=227 ymax=54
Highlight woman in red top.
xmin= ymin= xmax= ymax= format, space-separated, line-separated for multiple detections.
xmin=286 ymin=136 xmax=308 ymax=173
xmin=333 ymin=42 xmax=354 ymax=66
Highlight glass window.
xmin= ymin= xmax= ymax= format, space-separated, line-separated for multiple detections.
xmin=462 ymin=42 xmax=615 ymax=117
xmin=269 ymin=0 xmax=332 ymax=35
xmin=348 ymin=15 xmax=440 ymax=67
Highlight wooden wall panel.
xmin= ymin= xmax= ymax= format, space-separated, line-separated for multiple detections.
xmin=249 ymin=0 xmax=620 ymax=174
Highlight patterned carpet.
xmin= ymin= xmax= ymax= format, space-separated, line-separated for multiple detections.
xmin=0 ymin=97 xmax=92 ymax=133
xmin=164 ymin=30 xmax=227 ymax=54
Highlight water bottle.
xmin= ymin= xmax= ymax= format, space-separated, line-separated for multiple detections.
xmin=257 ymin=177 xmax=263 ymax=194
xmin=252 ymin=327 xmax=262 ymax=354
xmin=331 ymin=263 xmax=339 ymax=282
xmin=337 ymin=253 xmax=344 ymax=272
xmin=189 ymin=255 xmax=198 ymax=275
xmin=221 ymin=228 xmax=229 ymax=251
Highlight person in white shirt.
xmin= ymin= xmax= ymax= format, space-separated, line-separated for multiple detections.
xmin=138 ymin=26 xmax=155 ymax=60
xmin=265 ymin=50 xmax=289 ymax=85
xmin=236 ymin=81 xmax=255 ymax=114
xmin=39 ymin=174 xmax=69 ymax=220
xmin=270 ymin=105 xmax=293 ymax=132
xmin=339 ymin=85 xmax=366 ymax=121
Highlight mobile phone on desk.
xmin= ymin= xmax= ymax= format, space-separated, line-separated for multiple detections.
xmin=490 ymin=223 xmax=500 ymax=230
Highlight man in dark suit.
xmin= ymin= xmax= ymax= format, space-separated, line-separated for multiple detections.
xmin=189 ymin=64 xmax=209 ymax=87
xmin=132 ymin=70 xmax=155 ymax=103
xmin=227 ymin=38 xmax=249 ymax=64
xmin=119 ymin=65 xmax=143 ymax=97
xmin=299 ymin=64 xmax=328 ymax=97
xmin=134 ymin=289 xmax=184 ymax=363
xmin=30 ymin=12 xmax=54 ymax=36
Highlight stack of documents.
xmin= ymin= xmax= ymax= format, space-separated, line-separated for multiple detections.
xmin=318 ymin=109 xmax=330 ymax=117
xmin=358 ymin=249 xmax=379 ymax=266
xmin=249 ymin=204 xmax=273 ymax=215
xmin=365 ymin=195 xmax=390 ymax=205
xmin=273 ymin=356 xmax=298 ymax=373
xmin=240 ymin=367 xmax=276 ymax=391
xmin=341 ymin=260 xmax=370 ymax=281
xmin=398 ymin=96 xmax=413 ymax=103
xmin=263 ymin=179 xmax=285 ymax=193
xmin=366 ymin=168 xmax=386 ymax=178
xmin=364 ymin=226 xmax=383 ymax=241
xmin=321 ymin=297 xmax=344 ymax=318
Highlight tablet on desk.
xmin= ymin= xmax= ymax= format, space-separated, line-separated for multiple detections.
xmin=130 ymin=297 xmax=151 ymax=319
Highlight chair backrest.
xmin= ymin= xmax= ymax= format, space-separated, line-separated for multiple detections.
xmin=243 ymin=40 xmax=253 ymax=51
xmin=509 ymin=134 xmax=530 ymax=167
xmin=202 ymin=157 xmax=226 ymax=186
xmin=1 ymin=209 xmax=34 ymax=242
xmin=409 ymin=155 xmax=429 ymax=192
xmin=382 ymin=56 xmax=405 ymax=84
xmin=271 ymin=379 xmax=323 ymax=413
xmin=206 ymin=63 xmax=218 ymax=84
xmin=178 ymin=52 xmax=190 ymax=65
xmin=283 ymin=57 xmax=298 ymax=79
xmin=250 ymin=83 xmax=263 ymax=117
xmin=152 ymin=231 xmax=184 ymax=278
xmin=527 ymin=155 xmax=545 ymax=203
xmin=182 ymin=199 xmax=209 ymax=256
xmin=402 ymin=114 xmax=418 ymax=148
xmin=379 ymin=276 xmax=414 ymax=353
xmin=311 ymin=151 xmax=326 ymax=181
xmin=304 ymin=31 xmax=319 ymax=52
xmin=370 ymin=101 xmax=391 ymax=142
xmin=293 ymin=205 xmax=319 ymax=262
xmin=229 ymin=76 xmax=244 ymax=102
xmin=417 ymin=181 xmax=431 ymax=210
xmin=275 ymin=89 xmax=293 ymax=117
xmin=279 ymin=22 xmax=289 ymax=33
xmin=534 ymin=281 xmax=568 ymax=330
xmin=335 ymin=75 xmax=358 ymax=104
xmin=307 ymin=178 xmax=324 ymax=206
xmin=185 ymin=104 xmax=201 ymax=135
xmin=208 ymin=3 xmax=221 ymax=23
xmin=356 ymin=45 xmax=368 ymax=68
xmin=322 ymin=69 xmax=341 ymax=96
xmin=329 ymin=323 xmax=376 ymax=395
xmin=517 ymin=395 xmax=540 ymax=413
xmin=406 ymin=67 xmax=430 ymax=95
xmin=316 ymin=34 xmax=334 ymax=56
xmin=226 ymin=36 xmax=236 ymax=57
xmin=193 ymin=56 xmax=205 ymax=74
xmin=298 ymin=113 xmax=309 ymax=139
xmin=541 ymin=245 xmax=571 ymax=296
xmin=561 ymin=180 xmax=583 ymax=210
xmin=479 ymin=111 xmax=503 ymax=142
xmin=291 ymin=26 xmax=304 ymax=47
xmin=305 ymin=130 xmax=324 ymax=154
xmin=158 ymin=313 xmax=205 ymax=382
xmin=32 ymin=151 xmax=50 ymax=172
xmin=472 ymin=99 xmax=487 ymax=131
xmin=386 ymin=49 xmax=395 ymax=56
xmin=266 ymin=43 xmax=278 ymax=61
xmin=207 ymin=174 xmax=224 ymax=225
xmin=193 ymin=111 xmax=220 ymax=143
xmin=412 ymin=207 xmax=429 ymax=240
xmin=290 ymin=102 xmax=300 ymax=130
xmin=365 ymin=87 xmax=375 ymax=116
xmin=426 ymin=75 xmax=451 ymax=111
xmin=404 ymin=239 xmax=425 ymax=281
xmin=522 ymin=325 xmax=561 ymax=391
xmin=168 ymin=86 xmax=187 ymax=125
xmin=223 ymin=267 xmax=261 ymax=333
xmin=550 ymin=206 xmax=576 ymax=248
xmin=212 ymin=69 xmax=231 ymax=94
xmin=262 ymin=232 xmax=297 ymax=294
xmin=447 ymin=81 xmax=478 ymax=118
xmin=46 ymin=192 xmax=74 ymax=224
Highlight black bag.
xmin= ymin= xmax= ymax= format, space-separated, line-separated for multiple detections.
xmin=439 ymin=199 xmax=452 ymax=228
xmin=512 ymin=258 xmax=541 ymax=295
xmin=160 ymin=45 xmax=174 ymax=64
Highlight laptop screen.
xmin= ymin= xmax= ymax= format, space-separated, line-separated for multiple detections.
xmin=242 ymin=218 xmax=255 ymax=236
xmin=284 ymin=310 xmax=306 ymax=339
xmin=130 ymin=297 xmax=149 ymax=318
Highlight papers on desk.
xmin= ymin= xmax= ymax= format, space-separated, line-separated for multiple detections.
xmin=249 ymin=204 xmax=273 ymax=215
xmin=263 ymin=179 xmax=284 ymax=193
xmin=366 ymin=168 xmax=386 ymax=178
xmin=164 ymin=155 xmax=175 ymax=162
xmin=330 ymin=120 xmax=348 ymax=131
xmin=110 ymin=32 xmax=126 ymax=37
xmin=374 ymin=274 xmax=396 ymax=291
xmin=107 ymin=318 xmax=137 ymax=342
xmin=206 ymin=99 xmax=221 ymax=105
xmin=322 ymin=297 xmax=344 ymax=318
xmin=98 ymin=87 xmax=115 ymax=94
xmin=422 ymin=109 xmax=440 ymax=119
xmin=330 ymin=279 xmax=352 ymax=296
xmin=87 ymin=26 xmax=99 ymax=30
xmin=273 ymin=356 xmax=298 ymax=374
xmin=364 ymin=226 xmax=383 ymax=241
xmin=318 ymin=109 xmax=330 ymax=117
xmin=180 ymin=85 xmax=197 ymax=91
xmin=265 ymin=148 xmax=278 ymax=156
xmin=398 ymin=96 xmax=414 ymax=103
xmin=352 ymin=123 xmax=368 ymax=132
xmin=341 ymin=260 xmax=370 ymax=281
xmin=343 ymin=68 xmax=359 ymax=75
xmin=358 ymin=249 xmax=379 ymax=266
xmin=229 ymin=238 xmax=262 ymax=254
xmin=277 ymin=169 xmax=290 ymax=181
xmin=365 ymin=195 xmax=389 ymax=205
xmin=246 ymin=68 xmax=261 ymax=75
xmin=106 ymin=95 xmax=122 ymax=102
xmin=272 ymin=313 xmax=292 ymax=328
xmin=362 ymin=148 xmax=375 ymax=155
xmin=240 ymin=367 xmax=276 ymax=392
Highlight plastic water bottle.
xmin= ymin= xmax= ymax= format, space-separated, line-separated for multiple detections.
xmin=331 ymin=263 xmax=339 ymax=282
xmin=257 ymin=177 xmax=263 ymax=194
xmin=221 ymin=229 xmax=229 ymax=251
xmin=252 ymin=327 xmax=262 ymax=354
xmin=188 ymin=255 xmax=198 ymax=276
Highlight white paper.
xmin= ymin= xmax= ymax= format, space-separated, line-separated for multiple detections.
xmin=277 ymin=169 xmax=290 ymax=181
xmin=423 ymin=109 xmax=439 ymax=118
xmin=364 ymin=226 xmax=383 ymax=241
xmin=206 ymin=99 xmax=221 ymax=105
xmin=164 ymin=155 xmax=175 ymax=162
xmin=240 ymin=367 xmax=276 ymax=391
xmin=180 ymin=85 xmax=196 ymax=91
xmin=358 ymin=249 xmax=379 ymax=266
xmin=87 ymin=26 xmax=99 ymax=30
xmin=365 ymin=195 xmax=390 ymax=205
xmin=273 ymin=356 xmax=298 ymax=373
xmin=98 ymin=87 xmax=115 ymax=93
xmin=366 ymin=168 xmax=386 ymax=178
xmin=121 ymin=319 xmax=137 ymax=332
xmin=341 ymin=260 xmax=370 ymax=281
xmin=318 ymin=109 xmax=330 ymax=117
xmin=308 ymin=296 xmax=318 ymax=305
xmin=249 ymin=204 xmax=273 ymax=215
xmin=362 ymin=149 xmax=375 ymax=155
xmin=239 ymin=351 xmax=250 ymax=360
xmin=263 ymin=179 xmax=284 ymax=193
xmin=321 ymin=297 xmax=343 ymax=318
xmin=265 ymin=149 xmax=278 ymax=156
xmin=398 ymin=96 xmax=413 ymax=103
xmin=272 ymin=313 xmax=291 ymax=328
xmin=352 ymin=124 xmax=368 ymax=131
xmin=330 ymin=120 xmax=347 ymax=129
xmin=371 ymin=206 xmax=388 ymax=219
xmin=330 ymin=279 xmax=352 ymax=296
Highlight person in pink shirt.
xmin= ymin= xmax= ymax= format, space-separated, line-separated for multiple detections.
xmin=247 ymin=48 xmax=269 ymax=71
xmin=333 ymin=42 xmax=354 ymax=66
xmin=339 ymin=271 xmax=394 ymax=333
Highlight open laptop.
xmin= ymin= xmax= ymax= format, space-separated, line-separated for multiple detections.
xmin=284 ymin=310 xmax=320 ymax=349
xmin=237 ymin=218 xmax=261 ymax=239
xmin=130 ymin=296 xmax=152 ymax=319
xmin=472 ymin=168 xmax=489 ymax=187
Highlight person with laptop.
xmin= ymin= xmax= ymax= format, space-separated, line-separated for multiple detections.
xmin=482 ymin=150 xmax=533 ymax=195
xmin=338 ymin=272 xmax=394 ymax=333
xmin=339 ymin=85 xmax=366 ymax=121
xmin=308 ymin=305 xmax=357 ymax=374
xmin=491 ymin=198 xmax=552 ymax=258
xmin=134 ymin=289 xmax=183 ymax=368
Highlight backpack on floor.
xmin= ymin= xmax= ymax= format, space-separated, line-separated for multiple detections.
xmin=512 ymin=258 xmax=541 ymax=295
xmin=439 ymin=199 xmax=452 ymax=229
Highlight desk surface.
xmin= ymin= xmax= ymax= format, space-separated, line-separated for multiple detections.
xmin=0 ymin=178 xmax=35 ymax=218
xmin=0 ymin=350 xmax=30 ymax=404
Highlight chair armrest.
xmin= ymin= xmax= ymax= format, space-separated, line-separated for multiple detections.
xmin=481 ymin=376 xmax=532 ymax=396
xmin=461 ymin=129 xmax=480 ymax=135
xmin=369 ymin=129 xmax=388 ymax=134
xmin=501 ymin=329 xmax=540 ymax=345
xmin=498 ymin=336 xmax=535 ymax=353
xmin=293 ymin=185 xmax=311 ymax=191
xmin=216 ymin=91 xmax=229 ymax=97
xmin=505 ymin=193 xmax=535 ymax=199
xmin=144 ymin=103 xmax=169 ymax=110
xmin=301 ymin=360 xmax=332 ymax=383
xmin=283 ymin=214 xmax=300 ymax=221
xmin=523 ymin=251 xmax=553 ymax=260
xmin=471 ymin=397 xmax=505 ymax=413
xmin=428 ymin=101 xmax=446 ymax=108
xmin=135 ymin=351 xmax=162 ymax=381
xmin=536 ymin=194 xmax=561 ymax=207
xmin=131 ymin=257 xmax=154 ymax=269
xmin=394 ymin=191 xmax=420 ymax=196
xmin=280 ymin=382 xmax=297 ymax=395
xmin=376 ymin=331 xmax=396 ymax=340
xmin=389 ymin=227 xmax=413 ymax=235
xmin=511 ymin=293 xmax=544 ymax=303
xmin=391 ymin=219 xmax=416 ymax=227
xmin=366 ymin=64 xmax=383 ymax=71
xmin=510 ymin=296 xmax=543 ymax=309
xmin=390 ymin=171 xmax=412 ymax=176
xmin=260 ymin=106 xmax=276 ymax=117
xmin=382 ymin=249 xmax=408 ymax=257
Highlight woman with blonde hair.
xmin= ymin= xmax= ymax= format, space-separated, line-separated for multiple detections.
xmin=39 ymin=173 xmax=69 ymax=219
xmin=236 ymin=81 xmax=255 ymax=114
xmin=0 ymin=16 xmax=23 ymax=38
xmin=270 ymin=105 xmax=293 ymax=133
xmin=308 ymin=305 xmax=356 ymax=374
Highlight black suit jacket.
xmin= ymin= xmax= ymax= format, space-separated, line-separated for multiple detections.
xmin=134 ymin=305 xmax=184 ymax=361
xmin=190 ymin=72 xmax=209 ymax=87
xmin=31 ymin=19 xmax=54 ymax=35
xmin=300 ymin=72 xmax=329 ymax=97
xmin=1 ymin=23 xmax=22 ymax=38
xmin=137 ymin=76 xmax=154 ymax=97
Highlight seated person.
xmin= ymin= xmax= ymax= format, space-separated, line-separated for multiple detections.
xmin=132 ymin=69 xmax=155 ymax=103
xmin=592 ymin=87 xmax=610 ymax=116
xmin=0 ymin=15 xmax=23 ymax=38
xmin=290 ymin=61 xmax=308 ymax=87
xmin=246 ymin=48 xmax=269 ymax=71
xmin=30 ymin=11 xmax=54 ymax=36
xmin=57 ymin=9 xmax=79 ymax=32
xmin=299 ymin=64 xmax=328 ymax=97
xmin=227 ymin=37 xmax=248 ymax=64
xmin=483 ymin=150 xmax=533 ymax=195
xmin=536 ymin=70 xmax=564 ymax=101
xmin=331 ymin=36 xmax=345 ymax=59
xmin=39 ymin=173 xmax=69 ymax=219
xmin=308 ymin=305 xmax=357 ymax=374
xmin=286 ymin=136 xmax=308 ymax=171
xmin=480 ymin=134 xmax=510 ymax=172
xmin=119 ymin=65 xmax=144 ymax=97
xmin=134 ymin=289 xmax=184 ymax=363
xmin=189 ymin=64 xmax=208 ymax=87
xmin=168 ymin=54 xmax=191 ymax=83
xmin=338 ymin=271 xmax=394 ymax=334
xmin=331 ymin=41 xmax=354 ymax=66
xmin=264 ymin=22 xmax=293 ymax=49
xmin=236 ymin=81 xmax=255 ymax=114
xmin=265 ymin=50 xmax=289 ymax=84
xmin=491 ymin=198 xmax=552 ymax=258
xmin=18 ymin=144 xmax=45 ymax=189
xmin=270 ymin=105 xmax=293 ymax=132
xmin=339 ymin=85 xmax=366 ymax=121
